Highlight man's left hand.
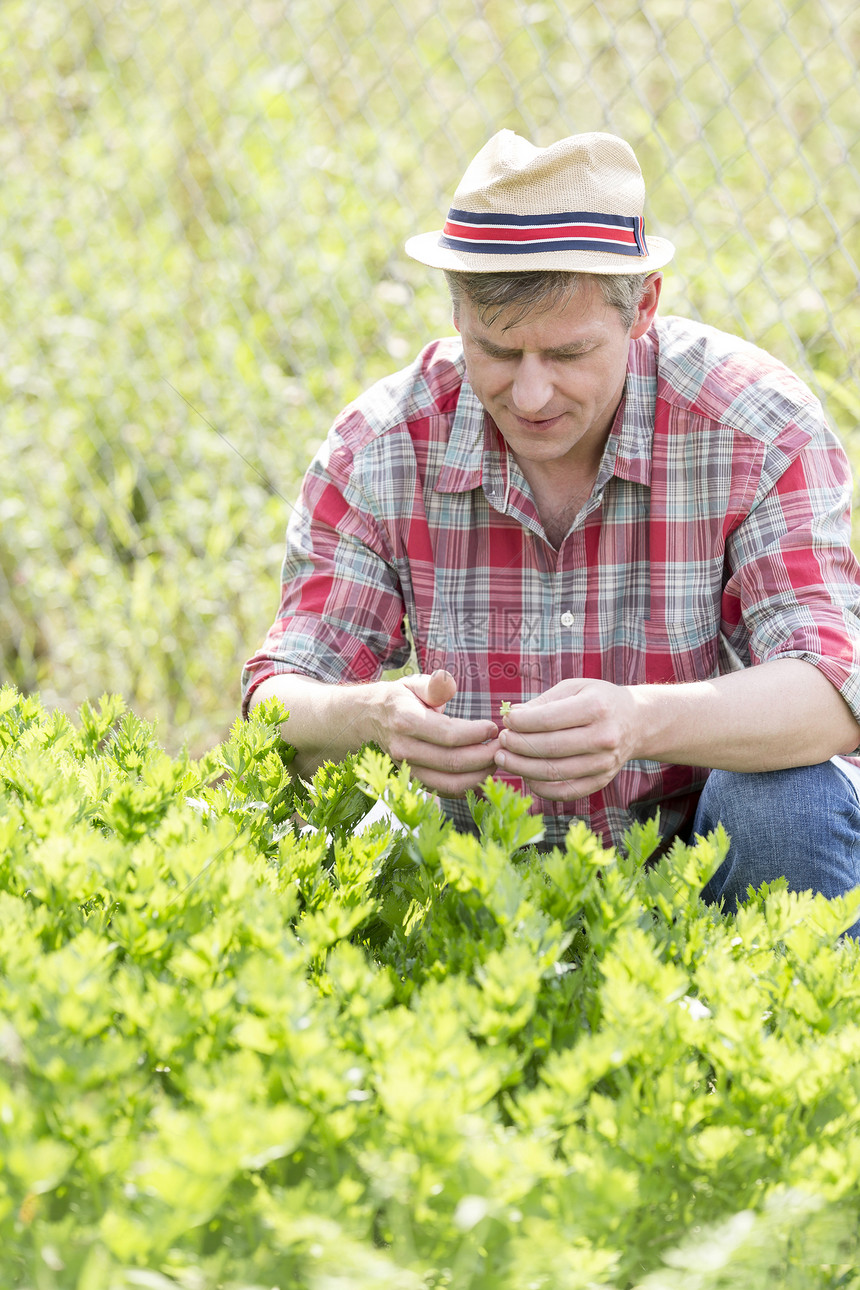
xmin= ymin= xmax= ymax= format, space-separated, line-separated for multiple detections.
xmin=493 ymin=677 xmax=639 ymax=800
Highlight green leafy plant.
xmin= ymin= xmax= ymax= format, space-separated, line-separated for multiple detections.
xmin=1 ymin=686 xmax=860 ymax=1287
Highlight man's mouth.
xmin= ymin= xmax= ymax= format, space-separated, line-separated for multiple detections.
xmin=513 ymin=412 xmax=564 ymax=430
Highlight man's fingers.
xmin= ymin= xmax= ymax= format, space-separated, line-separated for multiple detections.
xmin=389 ymin=709 xmax=498 ymax=751
xmin=498 ymin=748 xmax=616 ymax=783
xmin=410 ymin=765 xmax=500 ymax=798
xmin=503 ymin=693 xmax=597 ymax=735
xmin=522 ymin=773 xmax=608 ymax=801
xmin=491 ymin=680 xmax=635 ymax=801
xmin=390 ymin=732 xmax=501 ymax=774
xmin=498 ymin=723 xmax=616 ymax=761
xmin=379 ymin=672 xmax=500 ymax=798
xmin=389 ymin=726 xmax=501 ymax=800
xmin=394 ymin=675 xmax=498 ymax=747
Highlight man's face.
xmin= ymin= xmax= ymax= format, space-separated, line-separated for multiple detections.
xmin=454 ymin=276 xmax=659 ymax=476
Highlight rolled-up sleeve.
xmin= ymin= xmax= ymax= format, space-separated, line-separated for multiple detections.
xmin=722 ymin=417 xmax=860 ymax=727
xmin=241 ymin=418 xmax=411 ymax=715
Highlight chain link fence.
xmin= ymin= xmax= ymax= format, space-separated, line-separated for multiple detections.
xmin=2 ymin=0 xmax=858 ymax=752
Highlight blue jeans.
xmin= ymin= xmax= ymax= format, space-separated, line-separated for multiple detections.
xmin=694 ymin=761 xmax=860 ymax=938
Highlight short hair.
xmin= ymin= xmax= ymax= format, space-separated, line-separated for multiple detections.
xmin=443 ymin=268 xmax=652 ymax=331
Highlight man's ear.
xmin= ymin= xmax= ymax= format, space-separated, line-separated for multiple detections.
xmin=629 ymin=273 xmax=663 ymax=339
xmin=452 ymin=308 xmax=461 ymax=334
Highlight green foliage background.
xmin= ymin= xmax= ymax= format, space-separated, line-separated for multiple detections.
xmin=1 ymin=0 xmax=858 ymax=752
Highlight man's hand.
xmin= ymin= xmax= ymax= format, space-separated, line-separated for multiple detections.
xmin=373 ymin=669 xmax=500 ymax=797
xmin=252 ymin=659 xmax=859 ymax=801
xmin=493 ymin=677 xmax=639 ymax=800
xmin=493 ymin=661 xmax=860 ymax=799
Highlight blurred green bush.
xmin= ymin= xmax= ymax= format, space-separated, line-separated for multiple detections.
xmin=1 ymin=0 xmax=857 ymax=752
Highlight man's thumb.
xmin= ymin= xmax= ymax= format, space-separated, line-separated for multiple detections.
xmin=405 ymin=668 xmax=457 ymax=710
xmin=425 ymin=668 xmax=457 ymax=708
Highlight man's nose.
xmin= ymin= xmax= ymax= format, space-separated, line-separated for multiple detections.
xmin=511 ymin=356 xmax=553 ymax=417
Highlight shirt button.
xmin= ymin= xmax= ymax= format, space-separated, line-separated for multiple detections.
xmin=560 ymin=611 xmax=575 ymax=627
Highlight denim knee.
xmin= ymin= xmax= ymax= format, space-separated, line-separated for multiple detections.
xmin=694 ymin=763 xmax=860 ymax=931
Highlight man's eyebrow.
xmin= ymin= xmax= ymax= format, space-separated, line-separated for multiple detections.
xmin=473 ymin=334 xmax=597 ymax=358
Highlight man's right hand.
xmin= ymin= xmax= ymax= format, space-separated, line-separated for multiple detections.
xmin=248 ymin=669 xmax=499 ymax=797
xmin=372 ymin=669 xmax=500 ymax=797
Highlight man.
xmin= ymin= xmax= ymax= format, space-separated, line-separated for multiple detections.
xmin=243 ymin=130 xmax=860 ymax=924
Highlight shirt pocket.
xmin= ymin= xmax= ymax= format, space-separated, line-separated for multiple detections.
xmin=636 ymin=615 xmax=719 ymax=685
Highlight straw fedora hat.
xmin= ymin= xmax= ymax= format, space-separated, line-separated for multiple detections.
xmin=406 ymin=129 xmax=675 ymax=275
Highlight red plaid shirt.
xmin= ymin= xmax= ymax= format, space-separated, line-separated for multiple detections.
xmin=243 ymin=317 xmax=860 ymax=849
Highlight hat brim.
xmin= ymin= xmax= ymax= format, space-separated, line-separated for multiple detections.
xmin=405 ymin=229 xmax=675 ymax=274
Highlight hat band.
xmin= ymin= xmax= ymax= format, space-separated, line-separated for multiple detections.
xmin=439 ymin=207 xmax=648 ymax=257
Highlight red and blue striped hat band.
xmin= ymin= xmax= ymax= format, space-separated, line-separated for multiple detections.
xmin=439 ymin=208 xmax=649 ymax=258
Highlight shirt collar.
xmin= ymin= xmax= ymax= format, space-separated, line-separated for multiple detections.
xmin=609 ymin=330 xmax=658 ymax=487
xmin=434 ymin=375 xmax=492 ymax=494
xmin=434 ymin=328 xmax=659 ymax=495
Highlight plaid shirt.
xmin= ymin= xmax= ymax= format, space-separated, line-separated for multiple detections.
xmin=242 ymin=316 xmax=860 ymax=849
